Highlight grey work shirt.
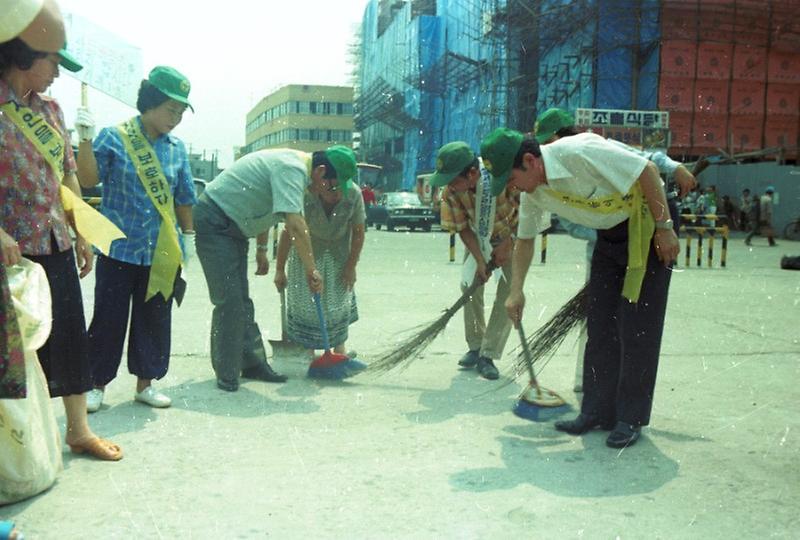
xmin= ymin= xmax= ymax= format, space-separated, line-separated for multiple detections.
xmin=204 ymin=149 xmax=310 ymax=237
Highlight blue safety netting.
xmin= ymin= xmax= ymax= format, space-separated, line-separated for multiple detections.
xmin=358 ymin=0 xmax=508 ymax=189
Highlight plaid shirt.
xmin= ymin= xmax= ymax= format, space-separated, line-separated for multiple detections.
xmin=93 ymin=118 xmax=196 ymax=265
xmin=0 ymin=80 xmax=76 ymax=255
xmin=440 ymin=166 xmax=519 ymax=246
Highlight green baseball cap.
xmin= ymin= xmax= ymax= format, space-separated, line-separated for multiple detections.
xmin=58 ymin=45 xmax=82 ymax=72
xmin=533 ymin=107 xmax=574 ymax=144
xmin=428 ymin=141 xmax=476 ymax=187
xmin=148 ymin=65 xmax=193 ymax=112
xmin=325 ymin=145 xmax=357 ymax=189
xmin=480 ymin=128 xmax=524 ymax=196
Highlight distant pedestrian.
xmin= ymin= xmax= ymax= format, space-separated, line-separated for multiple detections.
xmin=194 ymin=146 xmax=356 ymax=391
xmin=745 ymin=187 xmax=777 ymax=246
xmin=720 ymin=194 xmax=737 ymax=230
xmin=739 ymin=188 xmax=753 ymax=231
xmin=361 ymin=183 xmax=376 ymax=206
xmin=76 ymin=66 xmax=197 ymax=412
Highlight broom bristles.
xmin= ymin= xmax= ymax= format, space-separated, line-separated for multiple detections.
xmin=510 ymin=283 xmax=589 ymax=380
xmin=366 ymin=262 xmax=498 ymax=375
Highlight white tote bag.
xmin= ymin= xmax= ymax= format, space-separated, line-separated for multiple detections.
xmin=0 ymin=258 xmax=63 ymax=505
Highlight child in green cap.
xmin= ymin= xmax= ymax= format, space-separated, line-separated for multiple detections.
xmin=430 ymin=141 xmax=522 ymax=380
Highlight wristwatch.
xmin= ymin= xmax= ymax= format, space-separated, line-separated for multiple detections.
xmin=655 ymin=219 xmax=674 ymax=230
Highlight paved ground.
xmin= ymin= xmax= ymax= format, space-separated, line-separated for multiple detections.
xmin=2 ymin=228 xmax=799 ymax=539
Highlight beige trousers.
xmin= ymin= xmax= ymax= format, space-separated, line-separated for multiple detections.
xmin=461 ymin=257 xmax=513 ymax=360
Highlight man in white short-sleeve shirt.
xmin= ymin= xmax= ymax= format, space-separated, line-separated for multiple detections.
xmin=481 ymin=128 xmax=679 ymax=449
xmin=195 ymin=146 xmax=357 ymax=391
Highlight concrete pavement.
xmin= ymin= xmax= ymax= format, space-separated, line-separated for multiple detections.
xmin=2 ymin=229 xmax=798 ymax=538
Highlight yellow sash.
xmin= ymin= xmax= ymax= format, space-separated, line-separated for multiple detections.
xmin=0 ymin=101 xmax=125 ymax=255
xmin=545 ymin=182 xmax=655 ymax=303
xmin=117 ymin=118 xmax=182 ymax=302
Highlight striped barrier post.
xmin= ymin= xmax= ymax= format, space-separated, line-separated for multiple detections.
xmin=679 ymin=219 xmax=729 ymax=268
xmin=540 ymin=232 xmax=548 ymax=264
xmin=696 ymin=230 xmax=703 ymax=267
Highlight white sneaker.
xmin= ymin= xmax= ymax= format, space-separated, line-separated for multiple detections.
xmin=86 ymin=388 xmax=104 ymax=413
xmin=134 ymin=386 xmax=172 ymax=408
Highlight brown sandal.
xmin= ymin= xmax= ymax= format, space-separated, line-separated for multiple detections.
xmin=68 ymin=437 xmax=123 ymax=461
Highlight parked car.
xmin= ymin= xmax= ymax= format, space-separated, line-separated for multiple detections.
xmin=367 ymin=191 xmax=436 ymax=232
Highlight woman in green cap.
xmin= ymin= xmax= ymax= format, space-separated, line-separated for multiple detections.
xmin=1 ymin=38 xmax=122 ymax=461
xmin=273 ymin=147 xmax=366 ymax=365
xmin=76 ymin=65 xmax=197 ymax=413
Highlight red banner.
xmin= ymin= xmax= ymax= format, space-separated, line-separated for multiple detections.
xmin=694 ymin=80 xmax=729 ymax=115
xmin=658 ymin=77 xmax=695 ymax=112
xmin=692 ymin=113 xmax=728 ymax=150
xmin=661 ymin=3 xmax=697 ymax=41
xmin=730 ymin=81 xmax=766 ymax=115
xmin=766 ymin=84 xmax=800 ymax=116
xmin=768 ymin=50 xmax=800 ymax=84
xmin=733 ymin=1 xmax=769 ymax=46
xmin=764 ymin=115 xmax=799 ymax=157
xmin=697 ymin=2 xmax=735 ymax=43
xmin=696 ymin=43 xmax=733 ymax=80
xmin=732 ymin=45 xmax=767 ymax=81
xmin=660 ymin=41 xmax=697 ymax=79
xmin=729 ymin=115 xmax=764 ymax=151
xmin=668 ymin=111 xmax=693 ymax=149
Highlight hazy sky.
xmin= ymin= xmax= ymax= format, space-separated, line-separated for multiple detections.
xmin=50 ymin=0 xmax=369 ymax=167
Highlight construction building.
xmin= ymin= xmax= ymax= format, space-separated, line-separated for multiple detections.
xmin=354 ymin=0 xmax=800 ymax=190
xmin=244 ymin=84 xmax=355 ymax=155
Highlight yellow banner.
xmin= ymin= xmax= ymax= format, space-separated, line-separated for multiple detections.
xmin=546 ymin=183 xmax=655 ymax=303
xmin=117 ymin=118 xmax=181 ymax=302
xmin=0 ymin=101 xmax=125 ymax=254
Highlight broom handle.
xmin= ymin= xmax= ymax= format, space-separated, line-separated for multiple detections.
xmin=446 ymin=261 xmax=499 ymax=316
xmin=313 ymin=293 xmax=331 ymax=351
xmin=517 ymin=323 xmax=543 ymax=399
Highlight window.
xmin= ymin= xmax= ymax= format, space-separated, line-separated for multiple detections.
xmin=309 ymin=102 xmax=317 ymax=114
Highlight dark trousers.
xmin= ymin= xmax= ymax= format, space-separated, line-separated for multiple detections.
xmin=87 ymin=255 xmax=173 ymax=386
xmin=26 ymin=239 xmax=92 ymax=397
xmin=580 ymin=222 xmax=672 ymax=427
xmin=194 ymin=194 xmax=268 ymax=384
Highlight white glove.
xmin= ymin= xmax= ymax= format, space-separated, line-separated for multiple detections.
xmin=181 ymin=231 xmax=196 ymax=267
xmin=75 ymin=106 xmax=96 ymax=141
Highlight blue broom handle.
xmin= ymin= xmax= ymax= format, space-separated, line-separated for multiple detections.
xmin=313 ymin=293 xmax=331 ymax=351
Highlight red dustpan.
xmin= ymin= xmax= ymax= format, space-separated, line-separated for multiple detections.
xmin=307 ymin=293 xmax=351 ymax=379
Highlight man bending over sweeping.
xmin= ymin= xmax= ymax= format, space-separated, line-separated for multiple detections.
xmin=429 ymin=142 xmax=525 ymax=380
xmin=482 ymin=128 xmax=680 ymax=449
xmin=195 ymin=146 xmax=356 ymax=391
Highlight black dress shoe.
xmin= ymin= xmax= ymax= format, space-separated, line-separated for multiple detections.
xmin=458 ymin=350 xmax=480 ymax=368
xmin=606 ymin=422 xmax=641 ymax=448
xmin=554 ymin=414 xmax=614 ymax=435
xmin=241 ymin=362 xmax=288 ymax=383
xmin=476 ymin=356 xmax=499 ymax=380
xmin=216 ymin=379 xmax=239 ymax=392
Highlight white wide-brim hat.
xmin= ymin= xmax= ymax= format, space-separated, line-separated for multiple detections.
xmin=0 ymin=0 xmax=65 ymax=53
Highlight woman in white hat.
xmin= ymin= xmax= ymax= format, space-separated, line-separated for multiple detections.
xmin=0 ymin=37 xmax=122 ymax=460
